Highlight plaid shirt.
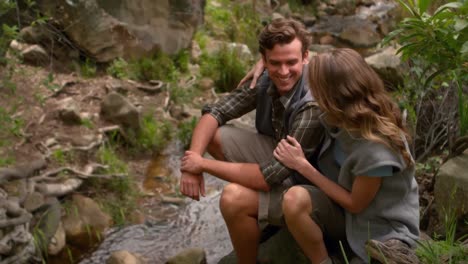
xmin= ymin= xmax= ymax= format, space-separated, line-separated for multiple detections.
xmin=202 ymin=81 xmax=323 ymax=186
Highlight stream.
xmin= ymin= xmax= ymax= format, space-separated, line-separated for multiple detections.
xmin=79 ymin=141 xmax=233 ymax=264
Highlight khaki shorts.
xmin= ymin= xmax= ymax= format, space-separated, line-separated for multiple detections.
xmin=219 ymin=125 xmax=345 ymax=242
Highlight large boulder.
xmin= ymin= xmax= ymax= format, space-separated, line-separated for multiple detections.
xmin=38 ymin=0 xmax=205 ymax=62
xmin=434 ymin=150 xmax=468 ymax=222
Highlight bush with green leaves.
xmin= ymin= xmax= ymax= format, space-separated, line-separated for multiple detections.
xmin=384 ymin=0 xmax=467 ymax=160
xmin=177 ymin=117 xmax=198 ymax=150
xmin=204 ymin=0 xmax=263 ymax=52
xmin=135 ymin=114 xmax=173 ymax=153
xmin=200 ymin=46 xmax=247 ymax=92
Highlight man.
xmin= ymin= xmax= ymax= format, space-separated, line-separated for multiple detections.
xmin=180 ymin=18 xmax=323 ymax=263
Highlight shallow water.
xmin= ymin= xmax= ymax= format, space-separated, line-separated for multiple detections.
xmin=80 ymin=141 xmax=233 ymax=264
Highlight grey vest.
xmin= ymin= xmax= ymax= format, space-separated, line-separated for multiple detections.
xmin=318 ymin=118 xmax=420 ymax=262
xmin=254 ymin=69 xmax=314 ymax=138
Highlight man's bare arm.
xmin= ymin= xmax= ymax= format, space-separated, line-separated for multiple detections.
xmin=182 ymin=151 xmax=270 ymax=192
xmin=180 ymin=114 xmax=219 ymax=200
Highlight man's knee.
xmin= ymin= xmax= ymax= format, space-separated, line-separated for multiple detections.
xmin=282 ymin=186 xmax=312 ymax=218
xmin=207 ymin=127 xmax=225 ymax=160
xmin=220 ymin=183 xmax=256 ymax=217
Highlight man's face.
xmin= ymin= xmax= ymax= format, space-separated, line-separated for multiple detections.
xmin=263 ymin=38 xmax=309 ymax=96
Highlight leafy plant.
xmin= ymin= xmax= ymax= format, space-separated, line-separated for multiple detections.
xmin=416 ymin=201 xmax=468 ymax=263
xmin=200 ymin=46 xmax=247 ymax=92
xmin=129 ymin=52 xmax=178 ymax=82
xmin=80 ymin=58 xmax=97 ymax=78
xmin=106 ymin=57 xmax=130 ymax=79
xmin=135 ymin=115 xmax=173 ymax=153
xmin=177 ymin=117 xmax=198 ymax=150
xmin=383 ymin=0 xmax=468 ymax=160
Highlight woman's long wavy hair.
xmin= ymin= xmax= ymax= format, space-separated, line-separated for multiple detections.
xmin=308 ymin=48 xmax=413 ymax=165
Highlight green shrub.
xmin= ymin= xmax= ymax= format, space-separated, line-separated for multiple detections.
xmin=129 ymin=52 xmax=177 ymax=82
xmin=384 ymin=0 xmax=468 ymax=159
xmin=79 ymin=58 xmax=97 ymax=78
xmin=200 ymin=46 xmax=247 ymax=92
xmin=177 ymin=117 xmax=198 ymax=150
xmin=107 ymin=58 xmax=130 ymax=79
xmin=172 ymin=49 xmax=190 ymax=73
xmin=135 ymin=114 xmax=173 ymax=152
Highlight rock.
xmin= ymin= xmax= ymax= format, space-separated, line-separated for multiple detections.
xmin=339 ymin=20 xmax=381 ymax=47
xmin=204 ymin=39 xmax=253 ymax=62
xmin=434 ymin=149 xmax=468 ymax=223
xmin=165 ymin=247 xmax=206 ymax=264
xmin=58 ymin=98 xmax=82 ymax=125
xmin=319 ymin=34 xmax=335 ymax=45
xmin=23 ymin=192 xmax=45 ymax=212
xmin=107 ymin=250 xmax=147 ymax=264
xmin=48 ymin=221 xmax=66 ymax=256
xmin=19 ymin=25 xmax=51 ymax=44
xmin=21 ymin=44 xmax=49 ymax=66
xmin=100 ymin=92 xmax=141 ymax=132
xmin=38 ymin=0 xmax=205 ymax=62
xmin=365 ymin=46 xmax=403 ymax=90
xmin=190 ymin=40 xmax=202 ymax=63
xmin=62 ymin=194 xmax=112 ymax=248
xmin=198 ymin=78 xmax=214 ymax=91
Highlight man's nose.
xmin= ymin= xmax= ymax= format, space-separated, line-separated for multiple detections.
xmin=279 ymin=64 xmax=289 ymax=75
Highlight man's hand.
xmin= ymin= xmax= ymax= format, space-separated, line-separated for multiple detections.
xmin=181 ymin=151 xmax=204 ymax=174
xmin=237 ymin=58 xmax=265 ymax=89
xmin=180 ymin=171 xmax=205 ymax=201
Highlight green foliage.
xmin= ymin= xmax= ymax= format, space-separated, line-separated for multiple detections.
xmin=177 ymin=117 xmax=198 ymax=150
xmin=97 ymin=144 xmax=128 ymax=174
xmin=416 ymin=203 xmax=468 ymax=263
xmin=80 ymin=58 xmax=97 ymax=78
xmin=204 ymin=0 xmax=262 ymax=52
xmin=200 ymin=46 xmax=247 ymax=92
xmin=51 ymin=149 xmax=67 ymax=165
xmin=0 ymin=23 xmax=18 ymax=64
xmin=134 ymin=114 xmax=173 ymax=152
xmin=0 ymin=156 xmax=14 ymax=167
xmin=173 ymin=49 xmax=190 ymax=73
xmin=106 ymin=57 xmax=130 ymax=79
xmin=457 ymin=79 xmax=468 ymax=136
xmin=383 ymin=0 xmax=467 ymax=81
xmin=170 ymin=84 xmax=198 ymax=105
xmin=80 ymin=118 xmax=94 ymax=129
xmin=129 ymin=52 xmax=178 ymax=82
xmin=384 ymin=0 xmax=468 ymax=158
xmin=0 ymin=105 xmax=24 ymax=145
xmin=41 ymin=72 xmax=60 ymax=91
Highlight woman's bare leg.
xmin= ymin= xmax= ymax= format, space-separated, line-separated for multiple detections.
xmin=282 ymin=186 xmax=329 ymax=264
xmin=220 ymin=183 xmax=260 ymax=264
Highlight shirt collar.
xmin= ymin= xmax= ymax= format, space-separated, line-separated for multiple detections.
xmin=267 ymin=80 xmax=300 ymax=108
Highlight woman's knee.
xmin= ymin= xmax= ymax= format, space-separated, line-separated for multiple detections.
xmin=282 ymin=186 xmax=312 ymax=218
xmin=220 ymin=183 xmax=257 ymax=218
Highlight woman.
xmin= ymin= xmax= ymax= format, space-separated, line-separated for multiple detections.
xmin=272 ymin=48 xmax=419 ymax=263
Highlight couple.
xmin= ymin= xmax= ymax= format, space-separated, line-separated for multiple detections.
xmin=179 ymin=18 xmax=419 ymax=264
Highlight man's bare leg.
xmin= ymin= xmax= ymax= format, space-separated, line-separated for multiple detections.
xmin=282 ymin=186 xmax=329 ymax=264
xmin=220 ymin=183 xmax=260 ymax=264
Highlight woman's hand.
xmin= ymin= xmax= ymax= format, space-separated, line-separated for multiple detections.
xmin=273 ymin=135 xmax=308 ymax=171
xmin=237 ymin=58 xmax=265 ymax=88
xmin=181 ymin=151 xmax=204 ymax=174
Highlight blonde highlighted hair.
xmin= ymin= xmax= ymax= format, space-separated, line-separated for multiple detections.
xmin=308 ymin=48 xmax=413 ymax=165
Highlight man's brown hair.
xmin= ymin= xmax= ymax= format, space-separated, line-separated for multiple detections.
xmin=258 ymin=18 xmax=311 ymax=57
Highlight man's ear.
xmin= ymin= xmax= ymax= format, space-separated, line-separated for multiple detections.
xmin=302 ymin=50 xmax=310 ymax=65
xmin=261 ymin=55 xmax=267 ymax=64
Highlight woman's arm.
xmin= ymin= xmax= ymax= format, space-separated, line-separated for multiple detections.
xmin=274 ymin=136 xmax=382 ymax=214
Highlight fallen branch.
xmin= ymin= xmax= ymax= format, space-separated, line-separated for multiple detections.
xmin=35 ymin=178 xmax=83 ymax=196
xmin=0 ymin=158 xmax=47 ymax=184
xmin=32 ymin=166 xmax=126 ymax=183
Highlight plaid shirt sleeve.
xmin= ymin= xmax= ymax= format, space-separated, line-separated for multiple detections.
xmin=202 ymin=84 xmax=257 ymax=125
xmin=261 ymin=102 xmax=324 ymax=186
